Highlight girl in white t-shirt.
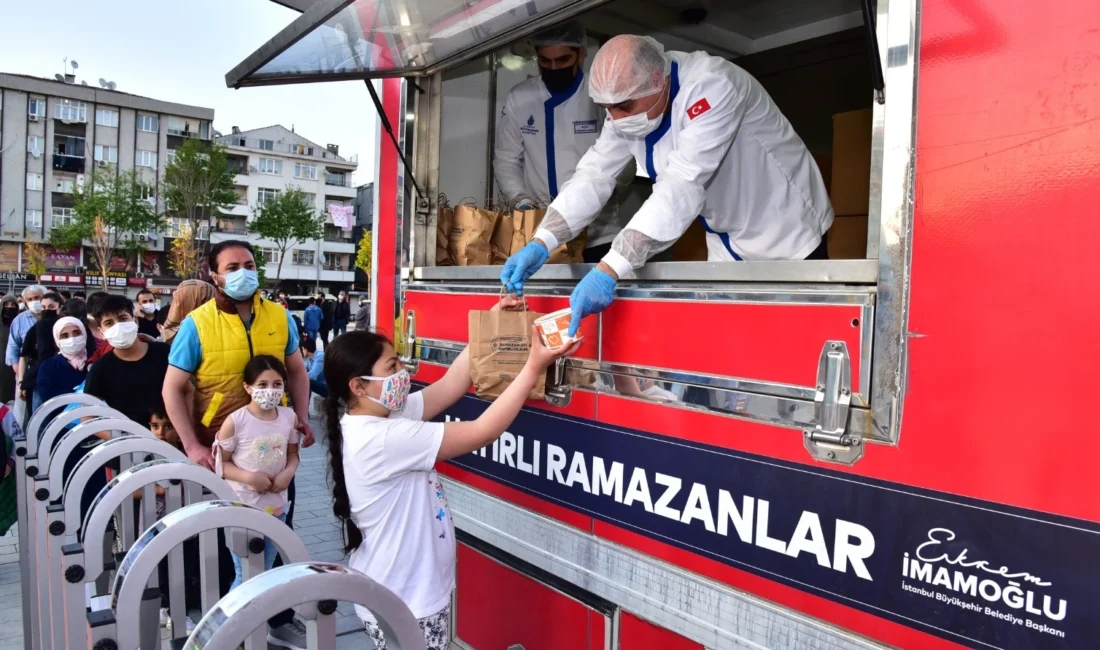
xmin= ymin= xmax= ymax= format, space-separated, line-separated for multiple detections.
xmin=323 ymin=298 xmax=580 ymax=650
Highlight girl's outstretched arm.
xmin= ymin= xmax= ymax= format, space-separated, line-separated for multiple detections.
xmin=420 ymin=295 xmax=524 ymax=420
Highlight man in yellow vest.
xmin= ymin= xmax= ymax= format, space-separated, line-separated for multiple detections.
xmin=163 ymin=239 xmax=315 ymax=466
xmin=162 ymin=240 xmax=315 ymax=647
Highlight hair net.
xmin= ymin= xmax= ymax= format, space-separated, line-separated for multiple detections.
xmin=589 ymin=35 xmax=669 ymax=105
xmin=530 ymin=21 xmax=586 ymax=48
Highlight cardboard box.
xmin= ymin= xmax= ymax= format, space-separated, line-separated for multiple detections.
xmin=672 ymin=220 xmax=709 ymax=262
xmin=827 ymin=215 xmax=868 ymax=259
xmin=830 ymin=109 xmax=873 ymax=216
xmin=811 ymin=152 xmax=832 ymax=196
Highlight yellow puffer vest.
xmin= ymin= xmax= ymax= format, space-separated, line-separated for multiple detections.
xmin=190 ymin=294 xmax=288 ymax=445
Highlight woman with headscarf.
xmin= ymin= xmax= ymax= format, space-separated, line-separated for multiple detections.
xmin=161 ymin=280 xmax=216 ymax=344
xmin=35 ymin=316 xmax=89 ymax=405
xmin=0 ymin=296 xmax=19 ymax=403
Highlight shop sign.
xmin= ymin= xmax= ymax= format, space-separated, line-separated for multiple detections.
xmin=38 ymin=273 xmax=85 ymax=285
xmin=45 ymin=246 xmax=80 ymax=271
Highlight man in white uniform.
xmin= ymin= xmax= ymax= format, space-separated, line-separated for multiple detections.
xmin=494 ymin=22 xmax=626 ymax=262
xmin=501 ymin=35 xmax=834 ymax=334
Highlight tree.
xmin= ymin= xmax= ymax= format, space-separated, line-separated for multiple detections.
xmin=22 ymin=242 xmax=49 ymax=276
xmin=355 ymin=232 xmax=372 ymax=276
xmin=249 ymin=186 xmax=324 ymax=282
xmin=162 ymin=138 xmax=237 ymax=270
xmin=50 ymin=169 xmax=163 ymax=290
xmin=168 ymin=224 xmax=203 ymax=279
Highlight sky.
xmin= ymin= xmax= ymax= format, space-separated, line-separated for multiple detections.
xmin=0 ymin=0 xmax=378 ymax=184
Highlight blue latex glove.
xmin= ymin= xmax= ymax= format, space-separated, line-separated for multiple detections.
xmin=568 ymin=268 xmax=617 ymax=336
xmin=501 ymin=241 xmax=550 ymax=296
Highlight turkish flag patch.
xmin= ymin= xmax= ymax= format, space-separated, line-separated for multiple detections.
xmin=687 ymin=98 xmax=711 ymax=120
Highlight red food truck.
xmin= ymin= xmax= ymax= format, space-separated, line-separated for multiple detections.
xmin=229 ymin=1 xmax=1100 ymax=648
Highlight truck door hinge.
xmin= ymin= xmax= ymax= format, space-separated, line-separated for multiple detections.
xmin=804 ymin=341 xmax=864 ymax=465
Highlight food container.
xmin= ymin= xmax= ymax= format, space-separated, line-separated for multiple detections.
xmin=534 ymin=308 xmax=579 ymax=350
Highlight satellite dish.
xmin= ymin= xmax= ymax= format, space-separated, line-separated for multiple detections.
xmin=81 ymin=81 xmax=88 ymax=86
xmin=71 ymin=60 xmax=79 ymax=69
xmin=54 ymin=74 xmax=65 ymax=82
xmin=107 ymin=81 xmax=117 ymax=90
xmin=99 ymin=78 xmax=107 ymax=87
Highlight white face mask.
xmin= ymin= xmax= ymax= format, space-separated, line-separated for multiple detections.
xmin=104 ymin=321 xmax=139 ymax=349
xmin=58 ymin=336 xmax=86 ymax=356
xmin=609 ymin=88 xmax=668 ymax=138
xmin=27 ymin=300 xmax=43 ymax=314
xmin=250 ymin=387 xmax=284 ymax=410
xmin=140 ymin=303 xmax=157 ymax=314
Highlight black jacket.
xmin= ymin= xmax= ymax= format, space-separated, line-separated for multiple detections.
xmin=319 ymin=300 xmax=335 ymax=328
xmin=334 ymin=300 xmax=351 ymax=322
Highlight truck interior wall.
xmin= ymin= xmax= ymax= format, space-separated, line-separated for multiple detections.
xmin=732 ymin=28 xmax=872 ymax=156
xmin=439 ymin=58 xmax=492 ymax=205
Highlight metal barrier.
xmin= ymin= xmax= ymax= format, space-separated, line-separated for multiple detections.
xmin=185 ymin=563 xmax=427 ymax=650
xmin=13 ymin=394 xmax=426 ymax=650
xmin=13 ymin=393 xmax=105 ymax=650
xmin=98 ymin=500 xmax=309 ymax=650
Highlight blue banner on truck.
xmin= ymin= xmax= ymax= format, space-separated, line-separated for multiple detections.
xmin=440 ymin=396 xmax=1098 ymax=650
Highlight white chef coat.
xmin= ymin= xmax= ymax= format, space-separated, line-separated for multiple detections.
xmin=539 ymin=50 xmax=834 ymax=276
xmin=494 ymin=71 xmax=626 ymax=248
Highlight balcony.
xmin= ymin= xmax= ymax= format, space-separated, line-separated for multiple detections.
xmin=325 ymin=174 xmax=351 ymax=188
xmin=216 ymin=223 xmax=249 ymax=235
xmin=53 ymin=154 xmax=85 ymax=174
xmin=324 ymin=232 xmax=352 ymax=242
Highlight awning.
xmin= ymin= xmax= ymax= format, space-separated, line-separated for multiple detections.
xmin=226 ymin=0 xmax=608 ymax=88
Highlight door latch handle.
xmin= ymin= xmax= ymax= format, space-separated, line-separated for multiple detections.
xmin=508 ymin=645 xmax=526 ymax=650
xmin=804 ymin=340 xmax=863 ymax=465
xmin=398 ymin=309 xmax=420 ymax=375
xmin=544 ymin=358 xmax=572 ymax=407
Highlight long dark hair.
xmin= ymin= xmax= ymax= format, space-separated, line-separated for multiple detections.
xmin=323 ymin=330 xmax=390 ymax=554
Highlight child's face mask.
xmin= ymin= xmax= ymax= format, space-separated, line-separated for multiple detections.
xmin=360 ymin=370 xmax=411 ymax=412
xmin=250 ymin=387 xmax=284 ymax=410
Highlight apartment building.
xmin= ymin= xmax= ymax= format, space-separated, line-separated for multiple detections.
xmin=0 ymin=72 xmax=214 ymax=294
xmin=213 ymin=125 xmax=358 ymax=294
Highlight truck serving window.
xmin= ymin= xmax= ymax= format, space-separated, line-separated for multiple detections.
xmin=227 ymin=0 xmax=919 ymax=458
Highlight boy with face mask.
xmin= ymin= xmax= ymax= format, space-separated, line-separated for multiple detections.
xmin=84 ymin=295 xmax=171 ymax=424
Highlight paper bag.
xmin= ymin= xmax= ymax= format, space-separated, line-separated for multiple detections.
xmin=450 ymin=202 xmax=497 ymax=266
xmin=489 ymin=205 xmax=515 ymax=265
xmin=436 ymin=195 xmax=454 ymax=266
xmin=509 ymin=208 xmax=587 ymax=264
xmin=468 ymin=300 xmax=545 ymax=400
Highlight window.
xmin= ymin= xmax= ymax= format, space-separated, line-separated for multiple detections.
xmin=28 ymin=98 xmax=45 ymax=118
xmin=55 ymin=99 xmax=87 ymax=122
xmin=25 ymin=210 xmax=42 ymax=229
xmin=137 ymin=114 xmax=159 ymax=132
xmin=231 ymin=137 xmax=246 ymax=147
xmin=166 ymin=217 xmax=208 ymax=239
xmin=258 ymin=247 xmax=280 ymax=264
xmin=26 ymin=173 xmax=43 ymax=191
xmin=257 ymin=187 xmax=281 ymax=205
xmin=294 ymin=163 xmax=317 ymax=180
xmin=138 ymin=185 xmax=156 ymax=205
xmin=94 ymin=144 xmax=119 ymax=164
xmin=258 ymin=158 xmax=282 ymax=175
xmin=165 ymin=149 xmax=177 ymax=166
xmin=54 ymin=135 xmax=85 ymax=157
xmin=258 ymin=139 xmax=274 ymax=151
xmin=95 ymin=108 xmax=119 ymax=127
xmin=323 ymin=252 xmax=344 ymax=270
xmin=292 ymin=144 xmax=315 ymax=156
xmin=27 ymin=135 xmax=42 ymax=157
xmin=301 ymin=192 xmax=316 ymax=207
xmin=292 ymin=249 xmax=315 ymax=266
xmin=325 ymin=172 xmax=348 ymax=187
xmin=54 ymin=177 xmax=77 ymax=193
xmin=136 ymin=150 xmax=158 ymax=168
xmin=52 ymin=207 xmax=75 ymax=227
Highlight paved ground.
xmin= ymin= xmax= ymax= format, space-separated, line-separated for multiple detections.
xmin=0 ymin=415 xmax=372 ymax=649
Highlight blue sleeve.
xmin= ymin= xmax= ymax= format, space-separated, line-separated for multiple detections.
xmin=5 ymin=320 xmax=22 ymax=366
xmin=167 ymin=317 xmax=203 ymax=373
xmin=285 ymin=311 xmax=299 ymax=356
xmin=308 ymin=350 xmax=324 ymax=381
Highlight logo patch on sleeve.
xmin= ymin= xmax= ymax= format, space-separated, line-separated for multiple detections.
xmin=687 ymin=98 xmax=711 ymax=120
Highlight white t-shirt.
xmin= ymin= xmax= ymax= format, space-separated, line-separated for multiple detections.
xmin=342 ymin=391 xmax=455 ymax=621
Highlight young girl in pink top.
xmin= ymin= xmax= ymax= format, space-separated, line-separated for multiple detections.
xmin=213 ymin=354 xmax=300 ymax=589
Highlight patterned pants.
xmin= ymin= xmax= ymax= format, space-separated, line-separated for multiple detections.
xmin=364 ymin=605 xmax=450 ymax=650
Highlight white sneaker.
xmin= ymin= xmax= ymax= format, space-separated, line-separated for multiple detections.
xmin=267 ymin=617 xmax=308 ymax=650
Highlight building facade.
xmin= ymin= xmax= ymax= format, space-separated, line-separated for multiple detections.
xmin=0 ymin=72 xmax=214 ymax=295
xmin=213 ymin=125 xmax=358 ymax=294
